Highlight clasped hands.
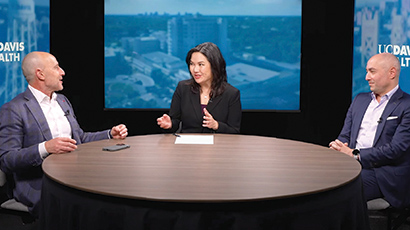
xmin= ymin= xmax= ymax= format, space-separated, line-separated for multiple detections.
xmin=45 ymin=124 xmax=128 ymax=154
xmin=157 ymin=108 xmax=219 ymax=130
xmin=329 ymin=139 xmax=354 ymax=157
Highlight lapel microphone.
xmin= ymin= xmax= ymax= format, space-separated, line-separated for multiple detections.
xmin=377 ymin=117 xmax=383 ymax=123
xmin=64 ymin=110 xmax=70 ymax=116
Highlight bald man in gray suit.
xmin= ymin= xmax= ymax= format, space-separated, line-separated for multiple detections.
xmin=0 ymin=51 xmax=128 ymax=217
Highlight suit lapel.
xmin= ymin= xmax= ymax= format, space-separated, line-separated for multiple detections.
xmin=23 ymin=89 xmax=53 ymax=141
xmin=206 ymin=95 xmax=222 ymax=114
xmin=373 ymin=89 xmax=403 ymax=145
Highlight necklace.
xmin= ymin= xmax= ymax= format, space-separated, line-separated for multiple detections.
xmin=201 ymin=88 xmax=210 ymax=99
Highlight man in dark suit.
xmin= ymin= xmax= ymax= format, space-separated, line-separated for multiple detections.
xmin=0 ymin=51 xmax=128 ymax=217
xmin=330 ymin=52 xmax=410 ymax=208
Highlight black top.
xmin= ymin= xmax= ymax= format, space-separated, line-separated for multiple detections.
xmin=168 ymin=80 xmax=242 ymax=133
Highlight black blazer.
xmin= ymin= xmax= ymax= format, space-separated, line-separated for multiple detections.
xmin=168 ymin=80 xmax=242 ymax=133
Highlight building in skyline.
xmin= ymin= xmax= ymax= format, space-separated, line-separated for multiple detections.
xmin=167 ymin=14 xmax=229 ymax=60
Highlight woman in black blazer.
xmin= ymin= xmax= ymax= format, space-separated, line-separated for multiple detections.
xmin=157 ymin=42 xmax=242 ymax=133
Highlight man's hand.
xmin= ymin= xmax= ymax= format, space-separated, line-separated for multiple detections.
xmin=329 ymin=139 xmax=353 ymax=157
xmin=45 ymin=137 xmax=77 ymax=154
xmin=111 ymin=124 xmax=128 ymax=139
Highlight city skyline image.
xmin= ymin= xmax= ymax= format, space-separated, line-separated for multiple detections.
xmin=105 ymin=0 xmax=301 ymax=110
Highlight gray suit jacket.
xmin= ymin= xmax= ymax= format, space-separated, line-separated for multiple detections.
xmin=0 ymin=88 xmax=110 ymax=216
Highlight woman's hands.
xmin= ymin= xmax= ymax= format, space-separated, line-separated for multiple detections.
xmin=157 ymin=114 xmax=172 ymax=129
xmin=203 ymin=108 xmax=219 ymax=130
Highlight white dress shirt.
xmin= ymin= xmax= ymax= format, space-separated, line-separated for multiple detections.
xmin=28 ymin=85 xmax=72 ymax=159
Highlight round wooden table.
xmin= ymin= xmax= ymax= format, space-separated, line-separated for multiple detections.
xmin=40 ymin=134 xmax=369 ymax=230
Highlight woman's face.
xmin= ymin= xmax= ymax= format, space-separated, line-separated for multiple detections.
xmin=189 ymin=52 xmax=213 ymax=86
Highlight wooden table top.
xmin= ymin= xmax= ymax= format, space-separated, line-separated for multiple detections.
xmin=42 ymin=134 xmax=362 ymax=203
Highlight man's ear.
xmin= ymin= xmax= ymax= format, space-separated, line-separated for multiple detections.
xmin=389 ymin=67 xmax=398 ymax=80
xmin=35 ymin=68 xmax=45 ymax=81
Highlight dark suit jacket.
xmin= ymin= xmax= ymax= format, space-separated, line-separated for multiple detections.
xmin=0 ymin=88 xmax=110 ymax=216
xmin=338 ymin=88 xmax=410 ymax=208
xmin=168 ymin=80 xmax=242 ymax=133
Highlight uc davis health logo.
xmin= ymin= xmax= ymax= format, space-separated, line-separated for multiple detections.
xmin=0 ymin=42 xmax=25 ymax=62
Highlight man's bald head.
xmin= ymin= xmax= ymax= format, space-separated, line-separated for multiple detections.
xmin=21 ymin=51 xmax=53 ymax=83
xmin=369 ymin=52 xmax=401 ymax=79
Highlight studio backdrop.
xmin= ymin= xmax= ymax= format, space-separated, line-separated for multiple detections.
xmin=0 ymin=0 xmax=50 ymax=107
xmin=353 ymin=0 xmax=410 ymax=98
xmin=104 ymin=0 xmax=302 ymax=111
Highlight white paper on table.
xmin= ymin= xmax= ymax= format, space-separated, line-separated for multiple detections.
xmin=174 ymin=135 xmax=214 ymax=145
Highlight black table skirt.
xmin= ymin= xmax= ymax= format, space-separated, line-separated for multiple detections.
xmin=40 ymin=175 xmax=369 ymax=230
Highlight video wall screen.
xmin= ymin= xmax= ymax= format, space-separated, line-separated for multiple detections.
xmin=0 ymin=0 xmax=50 ymax=107
xmin=104 ymin=0 xmax=301 ymax=110
xmin=353 ymin=0 xmax=410 ymax=98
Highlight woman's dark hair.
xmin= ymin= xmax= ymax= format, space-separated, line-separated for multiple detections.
xmin=185 ymin=42 xmax=227 ymax=98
